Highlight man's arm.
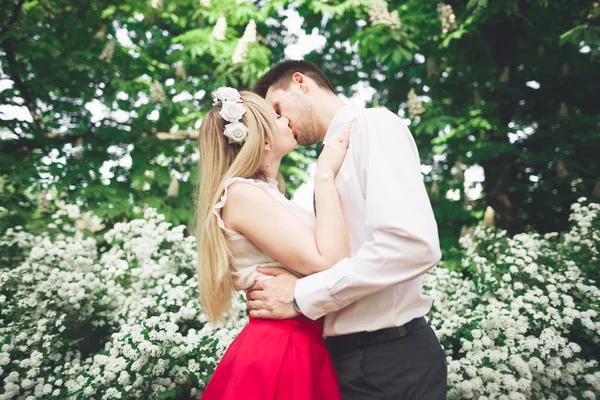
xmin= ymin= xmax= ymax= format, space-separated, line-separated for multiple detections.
xmin=294 ymin=109 xmax=442 ymax=320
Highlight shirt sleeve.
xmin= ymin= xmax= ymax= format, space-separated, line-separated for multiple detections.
xmin=294 ymin=108 xmax=442 ymax=320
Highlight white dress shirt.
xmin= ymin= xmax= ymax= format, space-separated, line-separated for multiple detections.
xmin=294 ymin=103 xmax=442 ymax=337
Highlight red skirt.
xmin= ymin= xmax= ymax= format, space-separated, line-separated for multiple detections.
xmin=201 ymin=315 xmax=341 ymax=400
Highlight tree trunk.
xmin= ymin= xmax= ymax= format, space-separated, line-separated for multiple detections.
xmin=481 ymin=158 xmax=518 ymax=234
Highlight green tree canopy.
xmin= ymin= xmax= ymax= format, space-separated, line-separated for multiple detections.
xmin=296 ymin=0 xmax=600 ymax=251
xmin=0 ymin=0 xmax=313 ymax=237
xmin=2 ymin=0 xmax=599 ymax=253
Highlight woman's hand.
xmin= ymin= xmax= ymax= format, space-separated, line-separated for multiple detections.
xmin=316 ymin=119 xmax=354 ymax=180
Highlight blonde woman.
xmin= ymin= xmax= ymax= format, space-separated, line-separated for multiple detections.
xmin=196 ymin=88 xmax=351 ymax=400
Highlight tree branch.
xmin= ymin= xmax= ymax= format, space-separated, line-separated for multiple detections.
xmin=38 ymin=0 xmax=55 ymax=20
xmin=1 ymin=0 xmax=26 ymax=32
xmin=152 ymin=130 xmax=200 ymax=140
xmin=1 ymin=129 xmax=200 ymax=153
xmin=2 ymin=38 xmax=47 ymax=133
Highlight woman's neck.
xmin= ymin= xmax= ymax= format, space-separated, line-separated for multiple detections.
xmin=264 ymin=156 xmax=281 ymax=181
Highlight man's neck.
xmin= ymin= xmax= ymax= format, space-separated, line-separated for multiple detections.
xmin=315 ymin=94 xmax=346 ymax=141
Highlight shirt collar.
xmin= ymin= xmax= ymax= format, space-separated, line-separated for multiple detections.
xmin=323 ymin=103 xmax=362 ymax=144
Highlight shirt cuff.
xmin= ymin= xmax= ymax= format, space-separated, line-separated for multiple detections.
xmin=294 ymin=270 xmax=339 ymax=320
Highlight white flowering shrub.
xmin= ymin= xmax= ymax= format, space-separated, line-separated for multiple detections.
xmin=2 ymin=199 xmax=599 ymax=399
xmin=425 ymin=198 xmax=600 ymax=399
xmin=0 ymin=209 xmax=245 ymax=399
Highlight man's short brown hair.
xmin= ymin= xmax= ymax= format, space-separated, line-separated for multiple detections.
xmin=254 ymin=60 xmax=335 ymax=98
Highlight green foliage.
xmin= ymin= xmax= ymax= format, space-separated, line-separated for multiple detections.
xmin=295 ymin=0 xmax=600 ymax=252
xmin=0 ymin=0 xmax=309 ymax=238
xmin=2 ymin=0 xmax=600 ymax=253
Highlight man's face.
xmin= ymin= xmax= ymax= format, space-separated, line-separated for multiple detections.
xmin=264 ymin=86 xmax=319 ymax=146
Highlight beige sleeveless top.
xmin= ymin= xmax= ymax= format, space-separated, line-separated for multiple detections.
xmin=212 ymin=177 xmax=316 ymax=291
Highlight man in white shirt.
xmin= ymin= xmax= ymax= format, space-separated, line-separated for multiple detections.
xmin=250 ymin=60 xmax=447 ymax=399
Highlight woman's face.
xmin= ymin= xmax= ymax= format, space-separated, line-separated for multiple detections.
xmin=272 ymin=112 xmax=297 ymax=156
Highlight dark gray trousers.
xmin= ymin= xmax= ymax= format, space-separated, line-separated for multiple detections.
xmin=327 ymin=323 xmax=447 ymax=400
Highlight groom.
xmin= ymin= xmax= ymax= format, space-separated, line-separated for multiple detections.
xmin=249 ymin=60 xmax=447 ymax=399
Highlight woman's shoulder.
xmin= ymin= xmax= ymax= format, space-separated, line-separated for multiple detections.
xmin=220 ymin=177 xmax=288 ymax=217
xmin=223 ymin=177 xmax=281 ymax=199
xmin=213 ymin=177 xmax=284 ymax=235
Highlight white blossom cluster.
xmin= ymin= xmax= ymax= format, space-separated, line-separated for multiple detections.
xmin=563 ymin=198 xmax=599 ymax=260
xmin=407 ymin=88 xmax=425 ymax=122
xmin=367 ymin=0 xmax=400 ymax=29
xmin=151 ymin=79 xmax=167 ymax=103
xmin=437 ymin=2 xmax=458 ymax=34
xmin=232 ymin=20 xmax=257 ymax=65
xmin=150 ymin=0 xmax=164 ymax=10
xmin=0 ymin=208 xmax=245 ymax=399
xmin=175 ymin=61 xmax=187 ymax=80
xmin=425 ymin=197 xmax=600 ymax=399
xmin=212 ymin=16 xmax=227 ymax=41
xmin=167 ymin=176 xmax=179 ymax=197
xmin=29 ymin=202 xmax=103 ymax=237
xmin=99 ymin=41 xmax=116 ymax=63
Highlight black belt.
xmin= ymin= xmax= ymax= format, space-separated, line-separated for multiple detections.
xmin=326 ymin=317 xmax=428 ymax=353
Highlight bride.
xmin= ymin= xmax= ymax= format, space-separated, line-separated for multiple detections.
xmin=195 ymin=87 xmax=352 ymax=399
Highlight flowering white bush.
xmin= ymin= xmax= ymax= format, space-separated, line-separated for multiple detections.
xmin=1 ymin=199 xmax=598 ymax=399
xmin=0 ymin=209 xmax=245 ymax=399
xmin=425 ymin=198 xmax=600 ymax=399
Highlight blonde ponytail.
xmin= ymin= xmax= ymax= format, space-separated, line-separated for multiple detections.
xmin=195 ymin=91 xmax=284 ymax=323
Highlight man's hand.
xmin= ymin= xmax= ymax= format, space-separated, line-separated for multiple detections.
xmin=246 ymin=266 xmax=299 ymax=320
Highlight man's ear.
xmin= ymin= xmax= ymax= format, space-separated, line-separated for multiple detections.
xmin=292 ymin=72 xmax=305 ymax=90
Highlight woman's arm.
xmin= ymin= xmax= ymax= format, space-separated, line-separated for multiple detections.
xmin=222 ymin=180 xmax=347 ymax=276
xmin=223 ymin=122 xmax=352 ymax=276
xmin=312 ymin=170 xmax=351 ymax=271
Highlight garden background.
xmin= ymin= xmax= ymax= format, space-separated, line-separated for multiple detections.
xmin=1 ymin=0 xmax=599 ymax=398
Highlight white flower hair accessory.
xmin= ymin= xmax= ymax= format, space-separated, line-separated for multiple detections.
xmin=212 ymin=86 xmax=248 ymax=145
xmin=212 ymin=87 xmax=241 ymax=105
xmin=223 ymin=122 xmax=248 ymax=145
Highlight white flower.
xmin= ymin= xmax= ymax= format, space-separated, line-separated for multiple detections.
xmin=152 ymin=79 xmax=166 ymax=103
xmin=232 ymin=20 xmax=257 ymax=64
xmin=99 ymin=41 xmax=115 ymax=63
xmin=241 ymin=19 xmax=257 ymax=43
xmin=0 ymin=352 xmax=10 ymax=366
xmin=223 ymin=122 xmax=248 ymax=144
xmin=167 ymin=176 xmax=179 ymax=197
xmin=232 ymin=40 xmax=249 ymax=64
xmin=103 ymin=387 xmax=122 ymax=399
xmin=212 ymin=16 xmax=227 ymax=41
xmin=437 ymin=2 xmax=458 ymax=34
xmin=65 ymin=205 xmax=81 ymax=220
xmin=219 ymin=100 xmax=246 ymax=123
xmin=368 ymin=0 xmax=401 ymax=28
xmin=407 ymin=88 xmax=425 ymax=121
xmin=212 ymin=87 xmax=241 ymax=105
xmin=151 ymin=0 xmax=164 ymax=10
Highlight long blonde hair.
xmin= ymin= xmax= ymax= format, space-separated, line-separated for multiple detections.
xmin=196 ymin=91 xmax=285 ymax=323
